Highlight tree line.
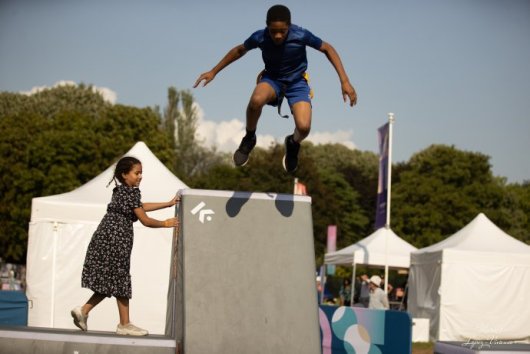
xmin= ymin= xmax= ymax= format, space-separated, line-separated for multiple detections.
xmin=0 ymin=84 xmax=528 ymax=264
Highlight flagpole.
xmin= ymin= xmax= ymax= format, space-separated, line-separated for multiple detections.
xmin=386 ymin=112 xmax=394 ymax=229
xmin=384 ymin=112 xmax=395 ymax=295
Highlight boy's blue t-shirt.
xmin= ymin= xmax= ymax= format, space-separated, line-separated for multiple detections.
xmin=243 ymin=24 xmax=323 ymax=83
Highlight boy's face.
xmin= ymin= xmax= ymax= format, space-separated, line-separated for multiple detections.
xmin=267 ymin=21 xmax=289 ymax=45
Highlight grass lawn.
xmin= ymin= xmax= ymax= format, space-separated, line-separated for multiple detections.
xmin=412 ymin=342 xmax=434 ymax=354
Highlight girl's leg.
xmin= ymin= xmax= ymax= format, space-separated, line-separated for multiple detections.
xmin=115 ymin=296 xmax=148 ymax=336
xmin=116 ymin=296 xmax=130 ymax=325
xmin=72 ymin=292 xmax=105 ymax=331
xmin=82 ymin=292 xmax=106 ymax=316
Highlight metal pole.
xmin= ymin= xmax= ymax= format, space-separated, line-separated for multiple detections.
xmin=384 ymin=113 xmax=395 ymax=294
xmin=386 ymin=112 xmax=394 ymax=229
xmin=350 ymin=260 xmax=356 ymax=306
xmin=50 ymin=222 xmax=59 ymax=327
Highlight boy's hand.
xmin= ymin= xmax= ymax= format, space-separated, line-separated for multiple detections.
xmin=194 ymin=71 xmax=216 ymax=88
xmin=342 ymin=82 xmax=357 ymax=107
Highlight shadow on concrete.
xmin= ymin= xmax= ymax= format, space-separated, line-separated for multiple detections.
xmin=225 ymin=191 xmax=294 ymax=218
xmin=225 ymin=191 xmax=253 ymax=217
xmin=274 ymin=193 xmax=294 ymax=217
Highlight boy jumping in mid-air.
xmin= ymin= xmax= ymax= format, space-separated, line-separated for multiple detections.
xmin=194 ymin=4 xmax=357 ymax=173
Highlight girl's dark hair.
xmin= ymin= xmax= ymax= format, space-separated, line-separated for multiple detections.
xmin=266 ymin=4 xmax=291 ymax=25
xmin=107 ymin=156 xmax=141 ymax=187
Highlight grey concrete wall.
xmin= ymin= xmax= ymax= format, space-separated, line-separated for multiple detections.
xmin=176 ymin=189 xmax=320 ymax=354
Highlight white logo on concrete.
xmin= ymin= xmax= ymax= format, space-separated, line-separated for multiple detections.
xmin=190 ymin=201 xmax=215 ymax=223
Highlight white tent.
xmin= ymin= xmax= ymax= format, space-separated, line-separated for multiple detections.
xmin=323 ymin=227 xmax=417 ymax=304
xmin=26 ymin=142 xmax=188 ymax=334
xmin=408 ymin=213 xmax=530 ymax=342
xmin=324 ymin=227 xmax=417 ymax=268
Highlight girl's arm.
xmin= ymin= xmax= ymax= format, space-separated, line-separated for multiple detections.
xmin=142 ymin=194 xmax=180 ymax=212
xmin=134 ymin=207 xmax=179 ymax=228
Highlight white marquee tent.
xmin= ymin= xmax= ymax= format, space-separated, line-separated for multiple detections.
xmin=408 ymin=213 xmax=530 ymax=342
xmin=323 ymin=227 xmax=417 ymax=303
xmin=25 ymin=142 xmax=188 ymax=334
xmin=324 ymin=227 xmax=417 ymax=268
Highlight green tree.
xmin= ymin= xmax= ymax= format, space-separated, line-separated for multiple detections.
xmin=163 ymin=88 xmax=225 ymax=183
xmin=304 ymin=143 xmax=379 ymax=232
xmin=174 ymin=90 xmax=201 ymax=178
xmin=503 ymin=181 xmax=530 ymax=244
xmin=391 ymin=144 xmax=507 ymax=247
xmin=0 ymin=112 xmax=48 ymax=260
xmin=301 ymin=144 xmax=375 ymax=261
xmin=0 ymin=86 xmax=174 ymax=262
xmin=0 ymin=83 xmax=110 ymax=118
xmin=163 ymin=87 xmax=178 ymax=151
xmin=193 ymin=144 xmax=292 ymax=193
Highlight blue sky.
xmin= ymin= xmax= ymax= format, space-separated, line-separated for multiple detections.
xmin=1 ymin=0 xmax=529 ymax=183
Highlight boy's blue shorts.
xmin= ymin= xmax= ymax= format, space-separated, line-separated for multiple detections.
xmin=259 ymin=75 xmax=312 ymax=108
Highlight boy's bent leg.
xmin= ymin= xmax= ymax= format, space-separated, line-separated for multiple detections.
xmin=234 ymin=82 xmax=277 ymax=166
xmin=246 ymin=82 xmax=276 ymax=131
xmin=291 ymin=101 xmax=312 ymax=143
xmin=283 ymin=101 xmax=312 ymax=173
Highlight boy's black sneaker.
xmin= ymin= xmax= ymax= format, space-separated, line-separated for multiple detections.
xmin=282 ymin=134 xmax=300 ymax=173
xmin=233 ymin=134 xmax=256 ymax=166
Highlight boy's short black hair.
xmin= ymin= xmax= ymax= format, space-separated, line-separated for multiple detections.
xmin=266 ymin=5 xmax=291 ymax=25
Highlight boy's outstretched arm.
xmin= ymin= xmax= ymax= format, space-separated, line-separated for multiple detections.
xmin=194 ymin=44 xmax=248 ymax=88
xmin=319 ymin=41 xmax=357 ymax=106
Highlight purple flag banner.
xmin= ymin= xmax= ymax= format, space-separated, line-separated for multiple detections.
xmin=375 ymin=123 xmax=390 ymax=229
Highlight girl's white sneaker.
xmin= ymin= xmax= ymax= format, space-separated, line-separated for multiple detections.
xmin=70 ymin=306 xmax=88 ymax=331
xmin=116 ymin=323 xmax=148 ymax=336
